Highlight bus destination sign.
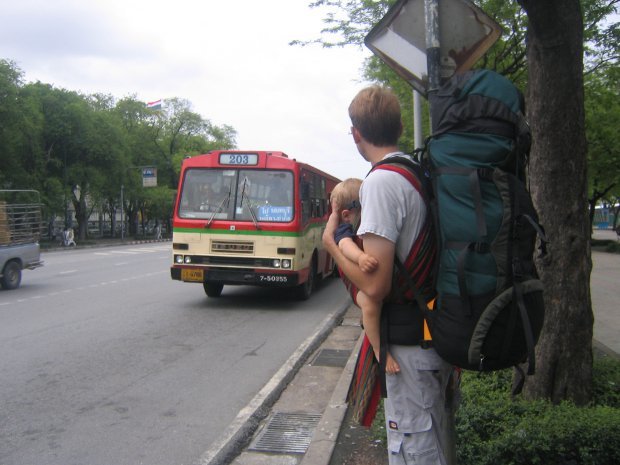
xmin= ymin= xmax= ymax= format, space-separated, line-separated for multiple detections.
xmin=219 ymin=153 xmax=258 ymax=166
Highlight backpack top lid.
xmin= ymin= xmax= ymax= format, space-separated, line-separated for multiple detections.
xmin=430 ymin=69 xmax=528 ymax=143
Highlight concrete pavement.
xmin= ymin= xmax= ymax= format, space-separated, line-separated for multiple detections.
xmin=592 ymin=229 xmax=619 ymax=356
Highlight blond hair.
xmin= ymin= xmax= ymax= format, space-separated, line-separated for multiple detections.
xmin=348 ymin=85 xmax=402 ymax=146
xmin=331 ymin=178 xmax=363 ymax=212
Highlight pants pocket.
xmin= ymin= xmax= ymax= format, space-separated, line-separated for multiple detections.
xmin=388 ymin=430 xmax=443 ymax=465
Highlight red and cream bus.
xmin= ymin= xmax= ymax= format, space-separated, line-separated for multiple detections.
xmin=170 ymin=150 xmax=340 ymax=299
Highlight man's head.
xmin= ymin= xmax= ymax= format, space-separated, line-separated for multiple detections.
xmin=330 ymin=178 xmax=363 ymax=227
xmin=348 ymin=85 xmax=402 ymax=148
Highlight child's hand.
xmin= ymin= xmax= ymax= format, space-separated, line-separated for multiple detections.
xmin=358 ymin=253 xmax=378 ymax=273
xmin=385 ymin=352 xmax=401 ymax=375
xmin=372 ymin=349 xmax=401 ymax=375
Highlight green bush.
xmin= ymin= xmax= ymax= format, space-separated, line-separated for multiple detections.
xmin=592 ymin=355 xmax=620 ymax=408
xmin=605 ymin=241 xmax=620 ymax=253
xmin=456 ymin=359 xmax=620 ymax=465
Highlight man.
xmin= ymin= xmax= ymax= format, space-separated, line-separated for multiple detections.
xmin=323 ymin=85 xmax=456 ymax=465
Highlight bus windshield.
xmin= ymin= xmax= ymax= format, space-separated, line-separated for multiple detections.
xmin=178 ymin=168 xmax=294 ymax=222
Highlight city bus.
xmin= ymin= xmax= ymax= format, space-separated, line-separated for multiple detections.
xmin=170 ymin=150 xmax=341 ymax=299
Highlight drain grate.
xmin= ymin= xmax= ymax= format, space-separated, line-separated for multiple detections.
xmin=249 ymin=411 xmax=322 ymax=454
xmin=311 ymin=348 xmax=350 ymax=367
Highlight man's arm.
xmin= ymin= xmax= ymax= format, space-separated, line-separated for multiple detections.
xmin=323 ymin=211 xmax=394 ymax=301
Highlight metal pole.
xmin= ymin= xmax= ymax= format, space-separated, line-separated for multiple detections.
xmin=424 ymin=0 xmax=441 ymax=130
xmin=424 ymin=2 xmax=456 ymax=462
xmin=413 ymin=89 xmax=423 ymax=149
xmin=120 ymin=184 xmax=124 ymax=240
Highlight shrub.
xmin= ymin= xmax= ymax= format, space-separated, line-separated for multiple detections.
xmin=605 ymin=241 xmax=620 ymax=253
xmin=592 ymin=355 xmax=620 ymax=408
xmin=456 ymin=358 xmax=620 ymax=465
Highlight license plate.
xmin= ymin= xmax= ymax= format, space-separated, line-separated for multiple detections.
xmin=182 ymin=268 xmax=204 ymax=282
xmin=258 ymin=275 xmax=289 ymax=283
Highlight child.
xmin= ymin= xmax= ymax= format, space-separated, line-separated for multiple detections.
xmin=330 ymin=178 xmax=400 ymax=375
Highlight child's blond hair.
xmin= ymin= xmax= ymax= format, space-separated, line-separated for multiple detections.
xmin=331 ymin=178 xmax=362 ymax=212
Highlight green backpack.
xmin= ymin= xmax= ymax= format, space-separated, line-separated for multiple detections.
xmin=419 ymin=69 xmax=547 ymax=377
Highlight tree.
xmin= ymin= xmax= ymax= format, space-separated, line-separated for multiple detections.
xmin=585 ymin=69 xmax=620 ymax=230
xmin=516 ymin=0 xmax=593 ymax=405
xmin=0 ymin=60 xmax=33 ymax=189
xmin=150 ymin=98 xmax=237 ymax=190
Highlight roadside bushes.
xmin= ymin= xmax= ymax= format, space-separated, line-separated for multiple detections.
xmin=456 ymin=356 xmax=620 ymax=465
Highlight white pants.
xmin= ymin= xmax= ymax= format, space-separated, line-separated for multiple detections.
xmin=384 ymin=345 xmax=458 ymax=465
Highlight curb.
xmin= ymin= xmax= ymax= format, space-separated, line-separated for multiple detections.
xmin=41 ymin=238 xmax=171 ymax=252
xmin=300 ymin=331 xmax=363 ymax=465
xmin=197 ymin=301 xmax=352 ymax=465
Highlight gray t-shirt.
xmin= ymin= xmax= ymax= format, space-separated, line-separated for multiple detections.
xmin=357 ymin=153 xmax=426 ymax=263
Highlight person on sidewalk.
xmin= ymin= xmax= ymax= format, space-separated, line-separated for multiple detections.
xmin=63 ymin=227 xmax=76 ymax=247
xmin=323 ymin=85 xmax=456 ymax=464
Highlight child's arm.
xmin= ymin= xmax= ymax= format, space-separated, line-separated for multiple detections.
xmin=338 ymin=237 xmax=379 ymax=273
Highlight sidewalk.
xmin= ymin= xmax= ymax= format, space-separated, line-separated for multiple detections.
xmin=210 ymin=236 xmax=619 ymax=465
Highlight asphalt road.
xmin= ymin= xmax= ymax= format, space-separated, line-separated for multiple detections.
xmin=0 ymin=243 xmax=349 ymax=465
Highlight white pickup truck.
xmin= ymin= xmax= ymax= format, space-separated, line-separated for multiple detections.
xmin=0 ymin=190 xmax=44 ymax=290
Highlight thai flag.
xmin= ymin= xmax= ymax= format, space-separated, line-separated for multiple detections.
xmin=146 ymin=99 xmax=162 ymax=110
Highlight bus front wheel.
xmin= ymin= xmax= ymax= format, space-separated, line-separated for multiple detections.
xmin=203 ymin=282 xmax=224 ymax=298
xmin=295 ymin=259 xmax=316 ymax=301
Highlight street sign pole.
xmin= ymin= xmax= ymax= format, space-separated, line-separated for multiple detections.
xmin=425 ymin=6 xmax=456 ymax=463
xmin=425 ymin=0 xmax=441 ymax=99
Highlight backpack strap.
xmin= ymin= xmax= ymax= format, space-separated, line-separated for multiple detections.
xmin=370 ymin=156 xmax=436 ymax=304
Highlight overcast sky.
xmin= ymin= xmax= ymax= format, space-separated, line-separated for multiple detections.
xmin=0 ymin=0 xmax=374 ymax=181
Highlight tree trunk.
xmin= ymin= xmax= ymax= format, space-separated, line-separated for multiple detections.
xmin=518 ymin=0 xmax=593 ymax=405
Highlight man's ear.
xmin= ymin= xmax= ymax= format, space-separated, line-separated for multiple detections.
xmin=341 ymin=209 xmax=352 ymax=222
xmin=352 ymin=126 xmax=362 ymax=144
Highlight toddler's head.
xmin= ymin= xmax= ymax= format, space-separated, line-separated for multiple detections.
xmin=330 ymin=178 xmax=363 ymax=227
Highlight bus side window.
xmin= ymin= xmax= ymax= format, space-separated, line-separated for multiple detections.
xmin=301 ymin=179 xmax=311 ymax=223
xmin=312 ymin=199 xmax=321 ymax=218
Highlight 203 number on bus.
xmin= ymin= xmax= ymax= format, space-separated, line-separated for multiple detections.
xmin=220 ymin=153 xmax=258 ymax=165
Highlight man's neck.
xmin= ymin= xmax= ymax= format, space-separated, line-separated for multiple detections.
xmin=365 ymin=145 xmax=401 ymax=165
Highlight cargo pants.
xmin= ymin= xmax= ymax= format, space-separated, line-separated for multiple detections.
xmin=384 ymin=345 xmax=458 ymax=465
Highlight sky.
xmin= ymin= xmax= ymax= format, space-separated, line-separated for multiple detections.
xmin=0 ymin=0 xmax=374 ymax=181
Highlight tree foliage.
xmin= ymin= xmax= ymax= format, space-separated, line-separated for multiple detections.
xmin=0 ymin=59 xmax=237 ymax=239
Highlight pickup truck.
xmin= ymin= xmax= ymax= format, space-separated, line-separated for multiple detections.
xmin=0 ymin=190 xmax=44 ymax=290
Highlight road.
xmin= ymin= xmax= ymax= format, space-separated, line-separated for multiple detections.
xmin=0 ymin=243 xmax=349 ymax=465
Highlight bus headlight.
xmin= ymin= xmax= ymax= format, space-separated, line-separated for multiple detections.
xmin=272 ymin=259 xmax=281 ymax=268
xmin=184 ymin=256 xmax=192 ymax=264
xmin=175 ymin=255 xmax=184 ymax=264
xmin=281 ymin=259 xmax=291 ymax=269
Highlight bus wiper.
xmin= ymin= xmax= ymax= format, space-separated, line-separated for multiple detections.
xmin=240 ymin=177 xmax=261 ymax=230
xmin=205 ymin=181 xmax=232 ymax=228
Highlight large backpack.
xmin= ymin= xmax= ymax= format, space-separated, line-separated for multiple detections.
xmin=386 ymin=70 xmax=547 ymax=378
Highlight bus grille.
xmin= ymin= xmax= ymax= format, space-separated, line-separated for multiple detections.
xmin=211 ymin=240 xmax=254 ymax=254
xmin=188 ymin=256 xmax=274 ymax=267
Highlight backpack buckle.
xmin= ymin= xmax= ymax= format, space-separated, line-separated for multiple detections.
xmin=471 ymin=242 xmax=490 ymax=253
xmin=420 ymin=340 xmax=433 ymax=349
